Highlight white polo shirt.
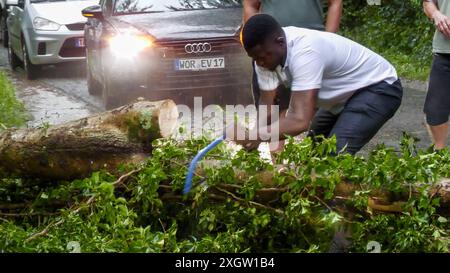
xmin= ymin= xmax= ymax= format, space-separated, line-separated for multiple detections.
xmin=256 ymin=27 xmax=398 ymax=113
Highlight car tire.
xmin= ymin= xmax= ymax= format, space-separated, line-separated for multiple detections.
xmin=2 ymin=30 xmax=8 ymax=47
xmin=102 ymin=72 xmax=122 ymax=110
xmin=22 ymin=42 xmax=40 ymax=80
xmin=1 ymin=18 xmax=7 ymax=47
xmin=87 ymin=61 xmax=102 ymax=96
xmin=8 ymin=39 xmax=20 ymax=70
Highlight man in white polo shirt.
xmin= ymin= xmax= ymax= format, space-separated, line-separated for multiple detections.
xmin=234 ymin=14 xmax=403 ymax=155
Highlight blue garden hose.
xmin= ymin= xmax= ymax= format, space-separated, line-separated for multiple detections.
xmin=183 ymin=135 xmax=225 ymax=195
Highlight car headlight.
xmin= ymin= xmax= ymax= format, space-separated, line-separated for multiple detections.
xmin=109 ymin=34 xmax=153 ymax=59
xmin=33 ymin=17 xmax=61 ymax=31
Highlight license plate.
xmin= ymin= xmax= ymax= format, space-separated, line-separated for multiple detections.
xmin=175 ymin=57 xmax=225 ymax=71
xmin=75 ymin=38 xmax=85 ymax=47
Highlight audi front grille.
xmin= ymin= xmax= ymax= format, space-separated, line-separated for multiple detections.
xmin=152 ymin=38 xmax=252 ymax=90
xmin=184 ymin=42 xmax=213 ymax=54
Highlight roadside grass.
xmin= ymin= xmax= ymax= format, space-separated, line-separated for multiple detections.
xmin=0 ymin=71 xmax=28 ymax=130
xmin=383 ymin=51 xmax=431 ymax=82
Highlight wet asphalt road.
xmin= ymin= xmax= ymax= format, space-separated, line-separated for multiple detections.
xmin=0 ymin=46 xmax=447 ymax=154
xmin=0 ymin=46 xmax=102 ymax=127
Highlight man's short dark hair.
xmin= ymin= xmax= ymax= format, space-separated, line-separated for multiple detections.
xmin=242 ymin=14 xmax=282 ymax=52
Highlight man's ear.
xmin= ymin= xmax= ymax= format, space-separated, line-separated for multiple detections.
xmin=275 ymin=36 xmax=285 ymax=45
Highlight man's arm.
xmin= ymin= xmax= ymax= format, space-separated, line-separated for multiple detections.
xmin=243 ymin=0 xmax=261 ymax=23
xmin=259 ymin=90 xmax=319 ymax=142
xmin=258 ymin=89 xmax=277 ymax=125
xmin=229 ymin=88 xmax=277 ymax=145
xmin=424 ymin=0 xmax=450 ymax=37
xmin=325 ymin=0 xmax=343 ymax=33
xmin=237 ymin=89 xmax=318 ymax=151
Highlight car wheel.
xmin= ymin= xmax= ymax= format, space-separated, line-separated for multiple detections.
xmin=87 ymin=61 xmax=102 ymax=96
xmin=22 ymin=42 xmax=40 ymax=80
xmin=2 ymin=30 xmax=8 ymax=47
xmin=1 ymin=19 xmax=8 ymax=47
xmin=102 ymin=73 xmax=122 ymax=110
xmin=8 ymin=39 xmax=20 ymax=70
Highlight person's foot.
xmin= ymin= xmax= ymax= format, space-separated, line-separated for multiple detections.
xmin=328 ymin=231 xmax=352 ymax=253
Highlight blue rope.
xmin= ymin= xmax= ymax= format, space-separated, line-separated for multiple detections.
xmin=183 ymin=135 xmax=225 ymax=195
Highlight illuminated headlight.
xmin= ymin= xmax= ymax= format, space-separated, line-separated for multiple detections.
xmin=33 ymin=17 xmax=61 ymax=31
xmin=109 ymin=34 xmax=153 ymax=59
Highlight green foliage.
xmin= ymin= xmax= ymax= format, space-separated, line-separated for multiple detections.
xmin=0 ymin=134 xmax=448 ymax=253
xmin=0 ymin=1 xmax=448 ymax=251
xmin=0 ymin=71 xmax=28 ymax=130
xmin=341 ymin=0 xmax=434 ymax=80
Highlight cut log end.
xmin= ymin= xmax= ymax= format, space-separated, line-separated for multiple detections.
xmin=157 ymin=100 xmax=179 ymax=138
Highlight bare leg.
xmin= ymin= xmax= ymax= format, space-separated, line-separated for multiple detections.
xmin=426 ymin=121 xmax=449 ymax=150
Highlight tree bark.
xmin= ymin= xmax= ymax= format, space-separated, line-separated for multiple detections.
xmin=0 ymin=100 xmax=449 ymax=215
xmin=188 ymin=161 xmax=450 ymax=214
xmin=0 ymin=100 xmax=178 ymax=180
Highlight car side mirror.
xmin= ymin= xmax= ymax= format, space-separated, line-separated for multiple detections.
xmin=82 ymin=5 xmax=104 ymax=21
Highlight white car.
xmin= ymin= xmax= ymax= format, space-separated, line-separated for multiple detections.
xmin=6 ymin=0 xmax=98 ymax=79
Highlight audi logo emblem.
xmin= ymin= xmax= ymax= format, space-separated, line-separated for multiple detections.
xmin=185 ymin=43 xmax=212 ymax=54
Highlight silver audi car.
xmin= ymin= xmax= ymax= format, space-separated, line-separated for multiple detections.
xmin=6 ymin=0 xmax=97 ymax=79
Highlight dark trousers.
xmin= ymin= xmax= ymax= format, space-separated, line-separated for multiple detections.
xmin=424 ymin=53 xmax=450 ymax=126
xmin=307 ymin=80 xmax=403 ymax=154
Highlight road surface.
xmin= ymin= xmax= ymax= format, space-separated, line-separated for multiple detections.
xmin=0 ymin=46 xmax=446 ymax=154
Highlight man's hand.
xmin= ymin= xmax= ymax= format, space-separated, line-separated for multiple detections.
xmin=424 ymin=0 xmax=450 ymax=37
xmin=433 ymin=10 xmax=450 ymax=37
xmin=227 ymin=123 xmax=262 ymax=151
xmin=236 ymin=138 xmax=262 ymax=151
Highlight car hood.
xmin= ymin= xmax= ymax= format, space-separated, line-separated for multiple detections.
xmin=30 ymin=1 xmax=98 ymax=25
xmin=113 ymin=8 xmax=242 ymax=40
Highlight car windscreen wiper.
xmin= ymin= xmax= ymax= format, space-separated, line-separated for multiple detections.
xmin=30 ymin=0 xmax=51 ymax=3
xmin=31 ymin=0 xmax=68 ymax=3
xmin=114 ymin=11 xmax=163 ymax=16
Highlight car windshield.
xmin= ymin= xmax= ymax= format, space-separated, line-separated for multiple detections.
xmin=30 ymin=0 xmax=91 ymax=3
xmin=114 ymin=0 xmax=241 ymax=15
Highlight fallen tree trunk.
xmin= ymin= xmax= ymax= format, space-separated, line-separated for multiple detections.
xmin=184 ymin=161 xmax=450 ymax=214
xmin=0 ymin=100 xmax=178 ymax=180
xmin=0 ymin=100 xmax=449 ymax=215
xmin=178 ymin=179 xmax=450 ymax=215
